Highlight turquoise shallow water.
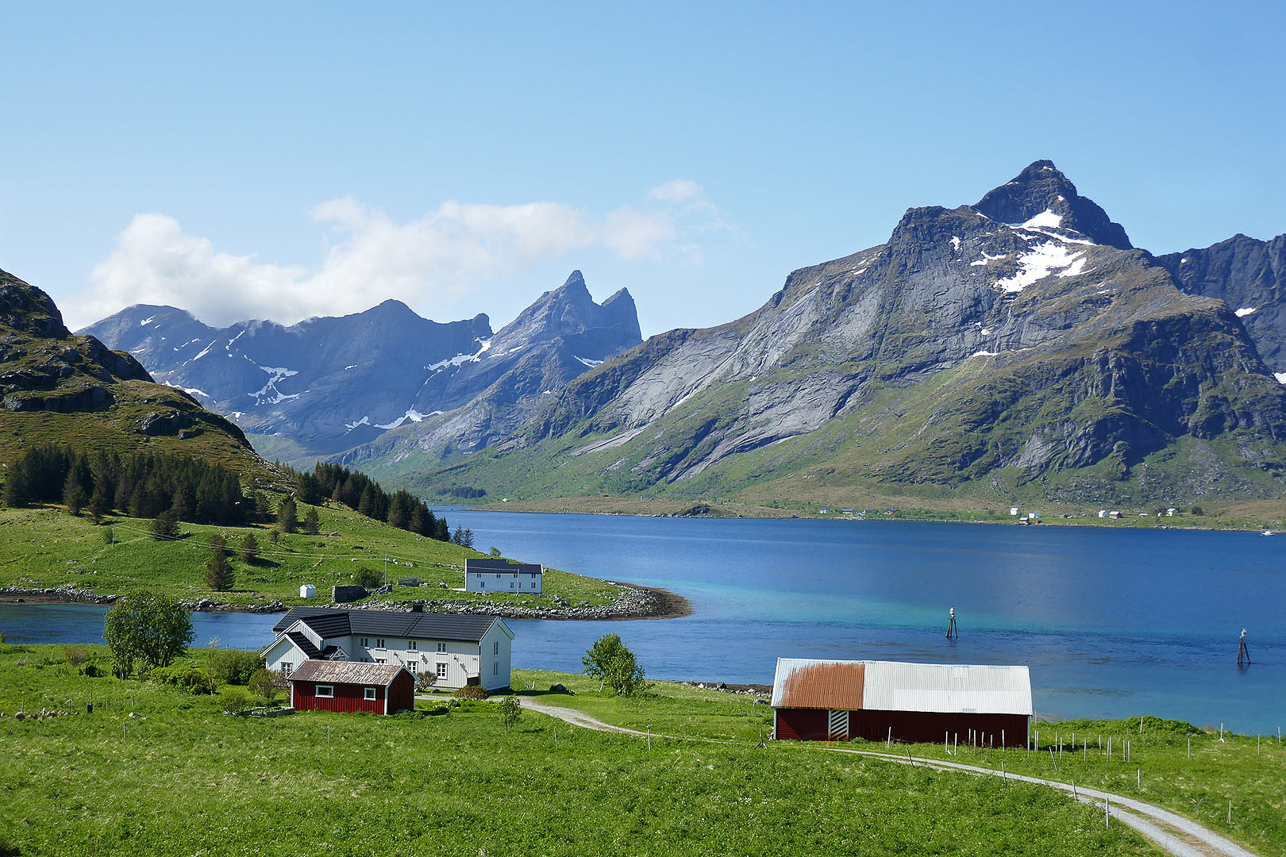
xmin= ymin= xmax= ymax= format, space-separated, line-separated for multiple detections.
xmin=4 ymin=513 xmax=1283 ymax=731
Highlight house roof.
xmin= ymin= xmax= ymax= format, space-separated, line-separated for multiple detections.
xmin=288 ymin=659 xmax=409 ymax=687
xmin=465 ymin=558 xmax=542 ymax=575
xmin=271 ymin=607 xmax=508 ymax=643
xmin=771 ymin=658 xmax=1032 ymax=716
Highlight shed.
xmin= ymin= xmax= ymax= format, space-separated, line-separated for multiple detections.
xmin=287 ymin=660 xmax=415 ymax=715
xmin=299 ymin=584 xmax=316 ymax=598
xmin=771 ymin=658 xmax=1032 ymax=747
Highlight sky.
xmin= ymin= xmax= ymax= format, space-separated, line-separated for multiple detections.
xmin=3 ymin=2 xmax=1284 ymax=337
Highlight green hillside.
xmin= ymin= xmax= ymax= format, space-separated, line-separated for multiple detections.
xmin=0 ymin=502 xmax=623 ymax=611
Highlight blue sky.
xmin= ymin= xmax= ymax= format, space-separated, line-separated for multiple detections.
xmin=3 ymin=2 xmax=1283 ymax=336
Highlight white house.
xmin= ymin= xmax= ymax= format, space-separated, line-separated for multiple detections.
xmin=299 ymin=584 xmax=316 ymax=598
xmin=261 ymin=606 xmax=514 ymax=691
xmin=465 ymin=558 xmax=543 ymax=594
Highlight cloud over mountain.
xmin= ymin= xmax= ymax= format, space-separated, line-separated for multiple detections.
xmin=66 ymin=182 xmax=732 ymax=329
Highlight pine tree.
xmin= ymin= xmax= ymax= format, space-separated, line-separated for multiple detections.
xmin=303 ymin=506 xmax=320 ymax=535
xmin=238 ymin=533 xmax=260 ymax=564
xmin=276 ymin=496 xmax=298 ymax=533
xmin=151 ymin=509 xmax=180 ymax=540
xmin=205 ymin=534 xmax=234 ymax=591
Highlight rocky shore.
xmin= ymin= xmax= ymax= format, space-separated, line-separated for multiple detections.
xmin=0 ymin=581 xmax=692 ymax=621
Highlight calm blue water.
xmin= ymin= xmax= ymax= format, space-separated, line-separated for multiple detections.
xmin=3 ymin=513 xmax=1282 ymax=732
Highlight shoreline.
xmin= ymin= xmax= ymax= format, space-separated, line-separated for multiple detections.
xmin=0 ymin=581 xmax=693 ymax=621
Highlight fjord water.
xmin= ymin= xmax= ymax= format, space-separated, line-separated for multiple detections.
xmin=4 ymin=513 xmax=1282 ymax=731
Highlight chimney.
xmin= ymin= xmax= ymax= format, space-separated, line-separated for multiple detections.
xmin=411 ymin=603 xmax=423 ymax=613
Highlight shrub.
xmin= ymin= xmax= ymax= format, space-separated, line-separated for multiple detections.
xmin=150 ymin=663 xmax=218 ymax=695
xmin=64 ymin=646 xmax=89 ymax=667
xmin=208 ymin=649 xmax=264 ymax=685
xmin=499 ymin=694 xmax=522 ymax=731
xmin=455 ymin=685 xmax=489 ymax=700
xmin=220 ymin=686 xmax=254 ymax=715
xmin=353 ymin=566 xmax=382 ymax=588
xmin=248 ymin=668 xmax=279 ymax=703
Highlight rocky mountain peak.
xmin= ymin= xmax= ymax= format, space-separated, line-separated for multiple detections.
xmin=0 ymin=269 xmax=70 ymax=339
xmin=974 ymin=160 xmax=1133 ymax=249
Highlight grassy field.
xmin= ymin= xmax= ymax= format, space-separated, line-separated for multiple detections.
xmin=0 ymin=645 xmax=1164 ymax=857
xmin=0 ymin=504 xmax=626 ymax=611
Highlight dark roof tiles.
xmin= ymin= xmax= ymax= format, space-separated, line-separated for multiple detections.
xmin=273 ymin=607 xmax=502 ymax=643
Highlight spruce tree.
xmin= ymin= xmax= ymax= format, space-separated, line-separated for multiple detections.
xmin=303 ymin=506 xmax=320 ymax=535
xmin=276 ymin=496 xmax=298 ymax=533
xmin=238 ymin=533 xmax=260 ymax=564
xmin=205 ymin=534 xmax=234 ymax=591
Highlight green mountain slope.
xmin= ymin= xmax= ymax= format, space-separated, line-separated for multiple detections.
xmin=352 ymin=163 xmax=1286 ymax=507
xmin=0 ymin=269 xmax=268 ymax=479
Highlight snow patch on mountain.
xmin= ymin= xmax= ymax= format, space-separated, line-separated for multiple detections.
xmin=1235 ymin=307 xmax=1257 ymax=317
xmin=376 ymin=409 xmax=428 ymax=430
xmin=575 ymin=356 xmax=603 ymax=368
xmin=994 ymin=242 xmax=1085 ymax=293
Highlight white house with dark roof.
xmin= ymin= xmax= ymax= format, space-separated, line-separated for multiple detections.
xmin=261 ymin=606 xmax=514 ymax=691
xmin=465 ymin=557 xmax=543 ymax=594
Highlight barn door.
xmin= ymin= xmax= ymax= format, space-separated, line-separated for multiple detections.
xmin=828 ymin=710 xmax=849 ymax=741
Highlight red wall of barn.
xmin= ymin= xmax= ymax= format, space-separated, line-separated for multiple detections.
xmin=292 ymin=673 xmax=415 ymax=715
xmin=293 ymin=681 xmax=387 ymax=714
xmin=776 ymin=708 xmax=1028 ymax=747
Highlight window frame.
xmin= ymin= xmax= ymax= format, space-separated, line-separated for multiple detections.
xmin=364 ymin=687 xmax=377 ymax=701
xmin=315 ymin=684 xmax=334 ymax=698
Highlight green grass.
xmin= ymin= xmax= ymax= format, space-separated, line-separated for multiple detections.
xmin=0 ymin=504 xmax=625 ymax=611
xmin=0 ymin=646 xmax=1160 ymax=856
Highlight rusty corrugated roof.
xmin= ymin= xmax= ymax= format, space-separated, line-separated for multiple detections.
xmin=288 ymin=659 xmax=408 ymax=687
xmin=772 ymin=660 xmax=866 ymax=710
xmin=771 ymin=657 xmax=1032 ymax=715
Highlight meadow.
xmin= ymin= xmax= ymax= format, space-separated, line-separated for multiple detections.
xmin=0 ymin=504 xmax=624 ymax=611
xmin=1 ymin=645 xmax=1278 ymax=856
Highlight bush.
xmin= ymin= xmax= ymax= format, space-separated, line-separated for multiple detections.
xmin=498 ymin=694 xmax=522 ymax=731
xmin=455 ymin=685 xmax=489 ymax=700
xmin=220 ymin=686 xmax=254 ymax=715
xmin=208 ymin=649 xmax=264 ymax=685
xmin=64 ymin=646 xmax=89 ymax=667
xmin=150 ymin=663 xmax=218 ymax=695
xmin=353 ymin=566 xmax=382 ymax=588
xmin=248 ymin=668 xmax=279 ymax=703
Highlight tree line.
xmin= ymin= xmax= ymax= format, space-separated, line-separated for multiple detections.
xmin=2 ymin=446 xmax=251 ymax=526
xmin=288 ymin=462 xmax=454 ymax=543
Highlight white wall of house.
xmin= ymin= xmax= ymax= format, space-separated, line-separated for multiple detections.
xmin=465 ymin=570 xmax=542 ymax=594
xmin=479 ymin=621 xmax=514 ymax=690
xmin=263 ymin=637 xmax=300 ymax=675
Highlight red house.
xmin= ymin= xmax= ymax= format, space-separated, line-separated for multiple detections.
xmin=288 ymin=660 xmax=415 ymax=715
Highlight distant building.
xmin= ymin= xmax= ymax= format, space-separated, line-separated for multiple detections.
xmin=465 ymin=558 xmax=543 ymax=594
xmin=1009 ymin=507 xmax=1019 ymax=516
xmin=287 ymin=660 xmax=414 ymax=715
xmin=299 ymin=584 xmax=316 ymax=598
xmin=771 ymin=657 xmax=1032 ymax=747
xmin=1166 ymin=508 xmax=1177 ymax=517
xmin=262 ymin=606 xmax=514 ymax=691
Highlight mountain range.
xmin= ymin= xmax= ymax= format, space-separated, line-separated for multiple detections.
xmin=79 ymin=161 xmax=1286 ymax=507
xmin=83 ymin=272 xmax=641 ymax=463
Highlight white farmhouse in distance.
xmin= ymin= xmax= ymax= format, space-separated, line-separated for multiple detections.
xmin=465 ymin=558 xmax=543 ymax=594
xmin=299 ymin=583 xmax=316 ymax=598
xmin=261 ymin=606 xmax=514 ymax=691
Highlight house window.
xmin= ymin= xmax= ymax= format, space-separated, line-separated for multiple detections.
xmin=530 ymin=581 xmax=536 ymax=589
xmin=493 ymin=641 xmax=500 ymax=655
xmin=316 ymin=685 xmax=333 ymax=698
xmin=480 ymin=580 xmax=485 ymax=589
xmin=436 ymin=662 xmax=447 ymax=679
xmin=509 ymin=581 xmax=515 ymax=589
xmin=360 ymin=637 xmax=369 ymax=647
xmin=375 ymin=658 xmax=386 ymax=664
xmin=437 ymin=642 xmax=447 ymax=652
xmin=281 ymin=663 xmax=293 ymax=677
xmin=408 ymin=640 xmax=417 ymax=650
xmin=364 ymin=687 xmax=377 ymax=701
xmin=407 ymin=661 xmax=417 ymax=673
xmin=376 ymin=638 xmax=386 ymax=648
xmin=493 ymin=662 xmax=498 ymax=675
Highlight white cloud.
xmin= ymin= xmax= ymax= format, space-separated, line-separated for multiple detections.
xmin=67 ymin=183 xmax=734 ymax=329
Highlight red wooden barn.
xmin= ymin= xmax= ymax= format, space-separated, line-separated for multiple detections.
xmin=771 ymin=658 xmax=1032 ymax=747
xmin=288 ymin=660 xmax=415 ymax=715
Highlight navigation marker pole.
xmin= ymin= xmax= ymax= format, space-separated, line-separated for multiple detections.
xmin=1237 ymin=628 xmax=1251 ymax=666
xmin=945 ymin=606 xmax=958 ymax=639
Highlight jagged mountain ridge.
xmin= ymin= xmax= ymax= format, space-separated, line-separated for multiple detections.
xmin=0 ymin=268 xmax=264 ymax=474
xmin=1156 ymin=233 xmax=1286 ymax=375
xmin=363 ymin=161 xmax=1286 ymax=504
xmin=83 ymin=271 xmax=642 ymax=461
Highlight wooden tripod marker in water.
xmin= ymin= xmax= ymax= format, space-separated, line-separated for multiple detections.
xmin=1237 ymin=628 xmax=1251 ymax=666
xmin=945 ymin=606 xmax=958 ymax=639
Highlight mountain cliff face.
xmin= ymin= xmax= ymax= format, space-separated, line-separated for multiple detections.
xmin=84 ymin=271 xmax=642 ymax=462
xmin=0 ymin=269 xmax=261 ymax=473
xmin=1156 ymin=233 xmax=1286 ymax=375
xmin=375 ymin=162 xmax=1286 ymax=505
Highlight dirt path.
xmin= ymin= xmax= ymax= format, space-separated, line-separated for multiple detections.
xmin=516 ymin=697 xmax=1259 ymax=857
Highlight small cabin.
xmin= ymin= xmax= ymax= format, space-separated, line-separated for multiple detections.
xmin=287 ymin=660 xmax=415 ymax=715
xmin=299 ymin=584 xmax=316 ymax=598
xmin=771 ymin=658 xmax=1032 ymax=747
xmin=465 ymin=558 xmax=543 ymax=594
